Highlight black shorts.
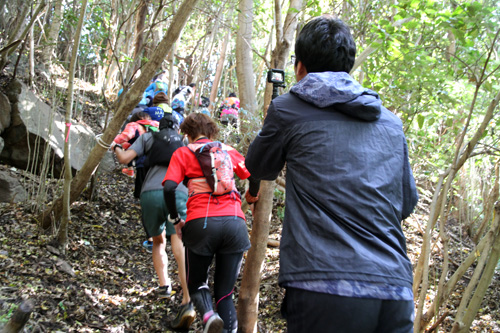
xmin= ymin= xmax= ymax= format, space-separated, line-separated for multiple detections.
xmin=182 ymin=216 xmax=250 ymax=256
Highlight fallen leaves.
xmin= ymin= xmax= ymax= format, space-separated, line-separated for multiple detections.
xmin=0 ymin=169 xmax=288 ymax=332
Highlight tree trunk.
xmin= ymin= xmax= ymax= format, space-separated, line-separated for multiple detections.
xmin=99 ymin=0 xmax=119 ymax=92
xmin=455 ymin=208 xmax=500 ymax=332
xmin=209 ymin=8 xmax=233 ymax=114
xmin=237 ymin=2 xmax=302 ymax=331
xmin=28 ymin=24 xmax=34 ymax=87
xmin=168 ymin=43 xmax=176 ymax=98
xmin=41 ymin=0 xmax=63 ymax=64
xmin=62 ymin=1 xmax=78 ymax=65
xmin=0 ymin=1 xmax=47 ymax=72
xmin=235 ymin=0 xmax=258 ymax=138
xmin=238 ymin=180 xmax=275 ymax=333
xmin=254 ymin=32 xmax=272 ymax=95
xmin=195 ymin=7 xmax=223 ymax=101
xmin=105 ymin=0 xmax=138 ymax=90
xmin=6 ymin=1 xmax=29 ymax=43
xmin=0 ymin=0 xmax=6 ymax=31
xmin=262 ymin=0 xmax=302 ymax=117
xmin=57 ymin=0 xmax=88 ymax=252
xmin=234 ymin=2 xmax=257 ymax=330
xmin=167 ymin=0 xmax=178 ymax=99
xmin=120 ymin=10 xmax=138 ymax=84
xmin=189 ymin=31 xmax=208 ymax=101
xmin=126 ymin=0 xmax=148 ymax=83
xmin=39 ymin=0 xmax=201 ymax=230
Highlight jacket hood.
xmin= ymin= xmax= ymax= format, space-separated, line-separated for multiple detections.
xmin=290 ymin=72 xmax=381 ymax=121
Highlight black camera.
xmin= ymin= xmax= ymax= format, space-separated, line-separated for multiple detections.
xmin=267 ymin=69 xmax=285 ymax=85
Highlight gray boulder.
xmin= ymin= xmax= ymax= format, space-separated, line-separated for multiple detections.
xmin=0 ymin=80 xmax=114 ymax=177
xmin=0 ymin=92 xmax=11 ymax=133
xmin=0 ymin=169 xmax=27 ymax=203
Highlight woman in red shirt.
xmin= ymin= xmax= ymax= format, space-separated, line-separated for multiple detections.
xmin=162 ymin=113 xmax=259 ymax=333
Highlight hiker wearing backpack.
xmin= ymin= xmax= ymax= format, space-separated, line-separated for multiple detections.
xmin=144 ymin=92 xmax=172 ymax=121
xmin=218 ymin=92 xmax=240 ymax=128
xmin=145 ymin=71 xmax=168 ymax=102
xmin=171 ymin=83 xmax=196 ymax=115
xmin=112 ymin=111 xmax=160 ymax=252
xmin=197 ymin=95 xmax=211 ymax=117
xmin=117 ymin=87 xmax=151 ymax=108
xmin=112 ymin=111 xmax=159 ymax=179
xmin=162 ymin=113 xmax=260 ymax=333
xmin=144 ymin=91 xmax=185 ymax=127
xmin=245 ymin=16 xmax=418 ymax=333
xmin=112 ymin=114 xmax=195 ymax=331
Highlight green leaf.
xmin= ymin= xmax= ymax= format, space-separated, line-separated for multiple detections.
xmin=405 ymin=21 xmax=419 ymax=29
xmin=452 ymin=6 xmax=464 ymax=15
xmin=417 ymin=114 xmax=425 ymax=129
xmin=483 ymin=81 xmax=492 ymax=92
xmin=410 ymin=0 xmax=420 ymax=8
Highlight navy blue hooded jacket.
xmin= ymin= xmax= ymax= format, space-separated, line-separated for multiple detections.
xmin=245 ymin=72 xmax=418 ymax=288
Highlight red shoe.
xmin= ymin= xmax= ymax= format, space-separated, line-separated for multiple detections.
xmin=122 ymin=168 xmax=135 ymax=177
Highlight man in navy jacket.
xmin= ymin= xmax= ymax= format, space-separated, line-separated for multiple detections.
xmin=245 ymin=16 xmax=418 ymax=332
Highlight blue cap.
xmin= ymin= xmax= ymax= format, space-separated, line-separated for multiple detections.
xmin=143 ymin=106 xmax=164 ymax=121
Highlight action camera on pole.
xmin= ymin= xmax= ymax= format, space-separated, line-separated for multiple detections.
xmin=267 ymin=69 xmax=286 ymax=100
xmin=267 ymin=69 xmax=285 ymax=85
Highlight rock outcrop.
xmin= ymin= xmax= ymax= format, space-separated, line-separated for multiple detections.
xmin=0 ymin=169 xmax=27 ymax=203
xmin=0 ymin=80 xmax=114 ymax=178
xmin=0 ymin=91 xmax=11 ymax=133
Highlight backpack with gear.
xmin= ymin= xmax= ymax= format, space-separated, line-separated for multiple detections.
xmin=144 ymin=115 xmax=183 ymax=169
xmin=187 ymin=141 xmax=236 ymax=196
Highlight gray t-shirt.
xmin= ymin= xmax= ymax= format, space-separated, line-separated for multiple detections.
xmin=129 ymin=132 xmax=187 ymax=195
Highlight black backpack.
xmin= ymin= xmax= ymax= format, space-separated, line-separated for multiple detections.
xmin=144 ymin=115 xmax=183 ymax=169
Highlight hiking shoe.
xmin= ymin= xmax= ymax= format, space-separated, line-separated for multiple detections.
xmin=142 ymin=240 xmax=153 ymax=253
xmin=157 ymin=285 xmax=172 ymax=298
xmin=203 ymin=313 xmax=224 ymax=333
xmin=122 ymin=168 xmax=135 ymax=177
xmin=170 ymin=302 xmax=196 ymax=330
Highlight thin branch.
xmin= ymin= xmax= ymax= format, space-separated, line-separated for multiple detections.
xmin=477 ymin=28 xmax=500 ymax=84
xmin=427 ymin=311 xmax=450 ymax=333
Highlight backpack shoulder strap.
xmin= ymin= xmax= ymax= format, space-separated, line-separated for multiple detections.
xmin=215 ymin=142 xmax=234 ymax=152
xmin=144 ymin=124 xmax=159 ymax=132
xmin=187 ymin=142 xmax=203 ymax=153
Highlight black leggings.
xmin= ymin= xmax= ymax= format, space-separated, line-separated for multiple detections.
xmin=186 ymin=249 xmax=243 ymax=330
